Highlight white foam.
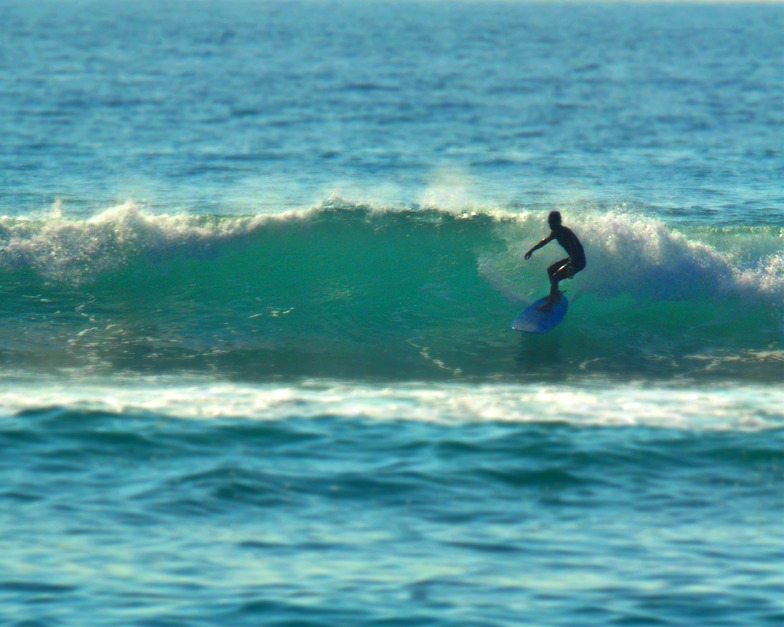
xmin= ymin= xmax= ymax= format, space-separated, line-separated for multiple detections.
xmin=0 ymin=377 xmax=782 ymax=432
xmin=0 ymin=201 xmax=273 ymax=283
xmin=497 ymin=209 xmax=784 ymax=305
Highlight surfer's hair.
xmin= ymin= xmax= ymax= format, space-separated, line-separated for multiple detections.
xmin=548 ymin=211 xmax=562 ymax=225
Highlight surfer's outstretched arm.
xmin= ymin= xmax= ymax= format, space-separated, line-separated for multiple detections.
xmin=525 ymin=233 xmax=554 ymax=260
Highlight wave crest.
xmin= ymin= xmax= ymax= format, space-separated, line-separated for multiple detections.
xmin=0 ymin=201 xmax=781 ymax=381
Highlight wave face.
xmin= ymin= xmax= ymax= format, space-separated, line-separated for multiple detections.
xmin=1 ymin=201 xmax=782 ymax=382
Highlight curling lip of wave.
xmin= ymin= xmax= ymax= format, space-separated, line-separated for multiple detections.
xmin=0 ymin=200 xmax=781 ymax=298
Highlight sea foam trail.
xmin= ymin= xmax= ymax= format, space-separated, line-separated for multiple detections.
xmin=0 ymin=201 xmax=782 ymax=381
xmin=1 ymin=378 xmax=783 ymax=432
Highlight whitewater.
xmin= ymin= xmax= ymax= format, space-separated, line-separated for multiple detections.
xmin=2 ymin=1 xmax=784 ymax=625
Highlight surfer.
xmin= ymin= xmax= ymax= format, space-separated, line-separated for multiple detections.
xmin=524 ymin=211 xmax=586 ymax=312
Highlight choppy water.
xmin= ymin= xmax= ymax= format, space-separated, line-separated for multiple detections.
xmin=1 ymin=1 xmax=783 ymax=625
xmin=3 ymin=391 xmax=784 ymax=626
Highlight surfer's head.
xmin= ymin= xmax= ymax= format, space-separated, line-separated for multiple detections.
xmin=548 ymin=211 xmax=562 ymax=230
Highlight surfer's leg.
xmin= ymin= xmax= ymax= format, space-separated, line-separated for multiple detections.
xmin=550 ymin=261 xmax=572 ymax=297
xmin=546 ymin=259 xmax=568 ymax=281
xmin=537 ymin=261 xmax=570 ymax=311
xmin=548 ymin=259 xmax=571 ymax=293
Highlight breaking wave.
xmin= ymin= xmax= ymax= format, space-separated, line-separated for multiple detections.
xmin=1 ymin=200 xmax=782 ymax=381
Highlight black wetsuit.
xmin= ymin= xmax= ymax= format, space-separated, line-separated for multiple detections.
xmin=555 ymin=226 xmax=586 ymax=273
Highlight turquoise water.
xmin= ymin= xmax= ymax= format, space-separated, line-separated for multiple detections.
xmin=1 ymin=205 xmax=782 ymax=381
xmin=3 ymin=394 xmax=784 ymax=625
xmin=1 ymin=1 xmax=784 ymax=625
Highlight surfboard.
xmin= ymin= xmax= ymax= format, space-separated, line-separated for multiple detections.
xmin=511 ymin=295 xmax=569 ymax=333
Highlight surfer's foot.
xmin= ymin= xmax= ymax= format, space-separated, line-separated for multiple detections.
xmin=535 ymin=290 xmax=563 ymax=312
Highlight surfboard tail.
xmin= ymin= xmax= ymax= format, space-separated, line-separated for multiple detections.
xmin=511 ymin=295 xmax=569 ymax=333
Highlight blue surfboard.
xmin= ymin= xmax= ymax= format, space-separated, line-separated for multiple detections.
xmin=511 ymin=295 xmax=569 ymax=333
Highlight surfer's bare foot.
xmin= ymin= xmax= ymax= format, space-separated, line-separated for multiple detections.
xmin=536 ymin=290 xmax=563 ymax=312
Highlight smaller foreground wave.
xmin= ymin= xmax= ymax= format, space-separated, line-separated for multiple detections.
xmin=1 ymin=377 xmax=783 ymax=432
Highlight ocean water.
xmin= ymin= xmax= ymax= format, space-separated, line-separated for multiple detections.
xmin=1 ymin=1 xmax=784 ymax=625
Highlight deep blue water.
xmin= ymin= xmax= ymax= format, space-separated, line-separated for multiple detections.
xmin=2 ymin=0 xmax=782 ymax=218
xmin=1 ymin=1 xmax=784 ymax=625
